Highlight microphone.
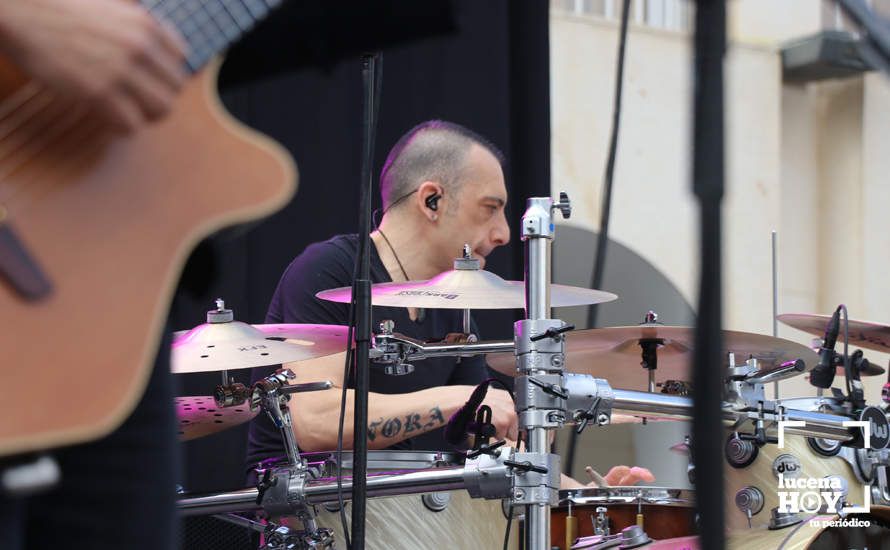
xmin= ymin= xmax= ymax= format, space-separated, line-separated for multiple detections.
xmin=444 ymin=381 xmax=491 ymax=446
xmin=810 ymin=306 xmax=842 ymax=389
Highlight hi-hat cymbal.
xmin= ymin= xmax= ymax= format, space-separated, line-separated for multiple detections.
xmin=171 ymin=322 xmax=349 ymax=374
xmin=778 ymin=313 xmax=890 ymax=354
xmin=175 ymin=396 xmax=256 ymax=441
xmin=316 ymin=268 xmax=617 ymax=310
xmin=488 ymin=325 xmax=819 ymax=392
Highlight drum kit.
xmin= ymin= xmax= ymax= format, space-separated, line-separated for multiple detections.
xmin=174 ymin=195 xmax=890 ymax=550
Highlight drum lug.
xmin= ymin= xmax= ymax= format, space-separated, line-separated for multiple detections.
xmin=725 ymin=433 xmax=759 ymax=468
xmin=421 ymin=492 xmax=451 ymax=512
xmin=767 ymin=506 xmax=803 ymax=530
xmin=873 ymin=464 xmax=890 ymax=505
xmin=734 ymin=486 xmax=765 ymax=528
xmin=593 ymin=506 xmax=610 ymax=536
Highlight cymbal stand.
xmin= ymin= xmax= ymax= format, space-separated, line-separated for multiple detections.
xmin=215 ymin=369 xmax=336 ymax=549
xmin=638 ymin=311 xmax=662 ymax=395
xmin=514 ymin=194 xmax=573 ymax=550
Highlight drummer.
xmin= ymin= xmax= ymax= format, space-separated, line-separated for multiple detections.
xmin=246 ymin=120 xmax=653 ymax=488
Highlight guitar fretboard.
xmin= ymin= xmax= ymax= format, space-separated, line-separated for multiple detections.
xmin=141 ymin=0 xmax=283 ymax=72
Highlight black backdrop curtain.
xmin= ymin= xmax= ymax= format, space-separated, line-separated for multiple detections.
xmin=172 ymin=0 xmax=551 ymax=493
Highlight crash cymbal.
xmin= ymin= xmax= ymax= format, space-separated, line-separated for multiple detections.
xmin=316 ymin=267 xmax=617 ymax=310
xmin=488 ymin=325 xmax=819 ymax=392
xmin=172 ymin=321 xmax=349 ymax=374
xmin=175 ymin=396 xmax=256 ymax=441
xmin=778 ymin=313 xmax=890 ymax=354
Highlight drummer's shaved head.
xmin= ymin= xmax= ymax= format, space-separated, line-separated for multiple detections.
xmin=380 ymin=120 xmax=505 ymax=213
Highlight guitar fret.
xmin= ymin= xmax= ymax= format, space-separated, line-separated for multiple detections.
xmin=241 ymin=0 xmax=270 ymax=19
xmin=188 ymin=6 xmax=228 ymax=55
xmin=220 ymin=0 xmax=255 ymax=32
xmin=204 ymin=2 xmax=241 ymax=42
xmin=144 ymin=0 xmax=282 ymax=73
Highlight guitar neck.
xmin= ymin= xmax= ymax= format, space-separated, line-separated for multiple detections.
xmin=141 ymin=0 xmax=283 ymax=73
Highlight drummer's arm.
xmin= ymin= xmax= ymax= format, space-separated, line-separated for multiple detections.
xmin=285 ymin=352 xmax=515 ymax=451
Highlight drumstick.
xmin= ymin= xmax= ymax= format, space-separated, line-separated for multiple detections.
xmin=585 ymin=466 xmax=609 ymax=487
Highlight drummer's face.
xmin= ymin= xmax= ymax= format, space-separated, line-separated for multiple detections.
xmin=435 ymin=144 xmax=509 ymax=270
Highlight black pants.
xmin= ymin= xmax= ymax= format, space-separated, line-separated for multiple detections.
xmin=0 ymin=331 xmax=179 ymax=550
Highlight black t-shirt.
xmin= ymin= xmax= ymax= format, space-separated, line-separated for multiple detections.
xmin=246 ymin=234 xmax=487 ymax=468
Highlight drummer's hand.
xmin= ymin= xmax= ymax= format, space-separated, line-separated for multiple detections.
xmin=481 ymin=388 xmax=519 ymax=442
xmin=596 ymin=465 xmax=656 ymax=486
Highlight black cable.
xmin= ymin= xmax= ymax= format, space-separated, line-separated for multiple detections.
xmin=567 ymin=0 xmax=631 ymax=476
xmin=502 ymin=503 xmax=514 ymax=550
xmin=336 ymin=318 xmax=356 ymax=548
xmin=840 ymin=304 xmax=851 ymax=396
xmin=587 ymin=0 xmax=631 ymax=330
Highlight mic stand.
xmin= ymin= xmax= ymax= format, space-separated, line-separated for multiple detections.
xmin=514 ymin=194 xmax=572 ymax=550
xmin=691 ymin=1 xmax=727 ymax=548
xmin=351 ymin=52 xmax=382 ymax=550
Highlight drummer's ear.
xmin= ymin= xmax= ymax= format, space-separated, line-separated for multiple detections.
xmin=416 ymin=181 xmax=444 ymax=222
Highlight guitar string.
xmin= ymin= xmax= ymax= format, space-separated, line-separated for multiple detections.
xmin=0 ymin=102 xmax=91 ymax=203
xmin=1 ymin=114 xmax=102 ymax=204
xmin=0 ymin=85 xmax=64 ymax=193
xmin=0 ymin=97 xmax=77 ymax=182
xmin=3 ymin=118 xmax=106 ymax=217
xmin=0 ymin=88 xmax=56 ymax=144
xmin=0 ymin=88 xmax=59 ymax=184
xmin=0 ymin=82 xmax=44 ymax=124
xmin=0 ymin=103 xmax=92 ymax=203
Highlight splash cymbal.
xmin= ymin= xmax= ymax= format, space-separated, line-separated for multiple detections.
xmin=171 ymin=322 xmax=349 ymax=374
xmin=778 ymin=313 xmax=890 ymax=354
xmin=316 ymin=268 xmax=617 ymax=310
xmin=175 ymin=396 xmax=256 ymax=441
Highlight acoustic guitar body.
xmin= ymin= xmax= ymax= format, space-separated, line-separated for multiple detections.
xmin=0 ymin=59 xmax=296 ymax=456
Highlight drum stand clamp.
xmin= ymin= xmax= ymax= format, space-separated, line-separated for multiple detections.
xmin=214 ymin=370 xmax=336 ymax=550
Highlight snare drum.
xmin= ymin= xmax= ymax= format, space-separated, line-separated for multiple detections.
xmin=552 ymin=487 xmax=696 ymax=548
xmin=307 ymin=450 xmax=515 ymax=550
